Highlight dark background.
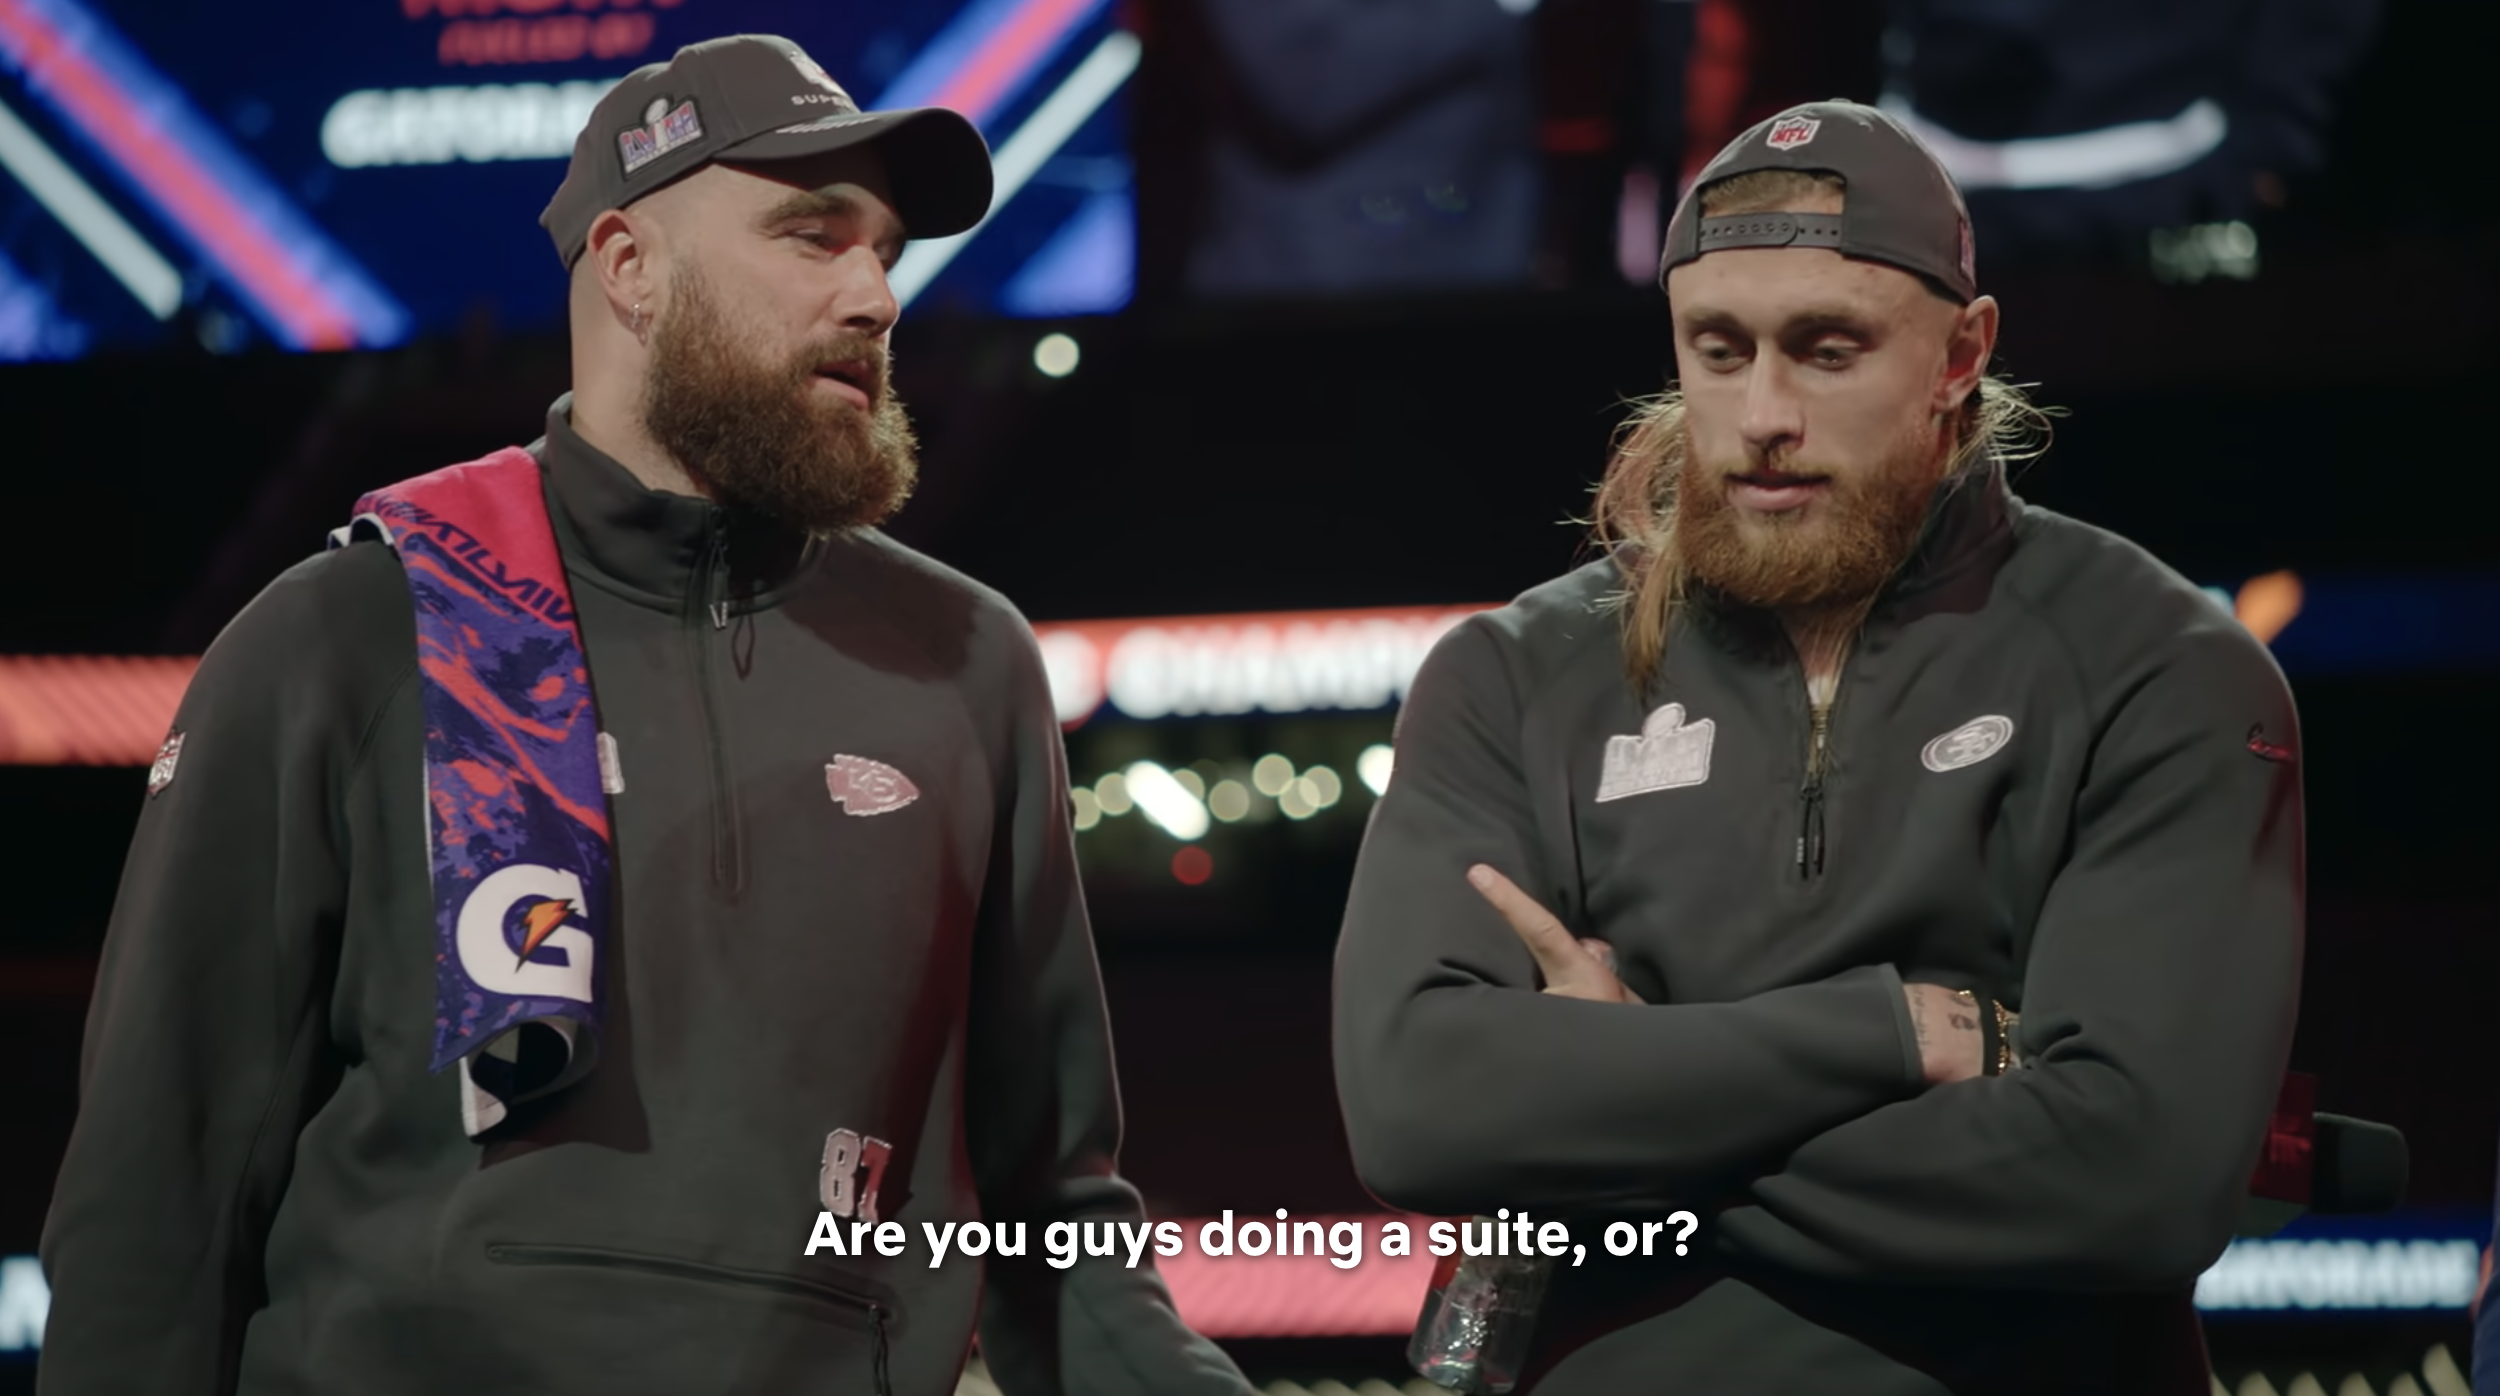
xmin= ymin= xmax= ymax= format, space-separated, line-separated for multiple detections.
xmin=5 ymin=0 xmax=2498 ymax=1389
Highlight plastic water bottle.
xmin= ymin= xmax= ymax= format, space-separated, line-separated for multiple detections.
xmin=1405 ymin=1220 xmax=1556 ymax=1395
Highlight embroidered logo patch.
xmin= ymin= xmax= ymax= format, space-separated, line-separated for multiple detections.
xmin=1596 ymin=703 xmax=1716 ymax=802
xmin=617 ymin=97 xmax=702 ymax=175
xmin=1766 ymin=115 xmax=1821 ymax=151
xmin=2246 ymin=724 xmax=2294 ymax=764
xmin=1922 ymin=715 xmax=2015 ymax=773
xmin=827 ymin=754 xmax=920 ymax=816
xmin=820 ymin=1127 xmax=895 ymax=1222
xmin=783 ymin=47 xmax=852 ymax=102
xmin=146 ymin=730 xmax=184 ymax=796
xmin=596 ymin=731 xmax=625 ymax=795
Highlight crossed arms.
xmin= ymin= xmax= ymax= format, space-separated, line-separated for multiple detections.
xmin=1330 ymin=619 xmax=2304 ymax=1290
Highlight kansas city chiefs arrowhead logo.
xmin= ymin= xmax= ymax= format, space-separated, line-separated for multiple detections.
xmin=827 ymin=754 xmax=919 ymax=817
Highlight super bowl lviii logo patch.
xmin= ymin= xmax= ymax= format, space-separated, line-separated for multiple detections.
xmin=618 ymin=96 xmax=702 ymax=175
xmin=1766 ymin=115 xmax=1820 ymax=150
xmin=1596 ymin=703 xmax=1716 ymax=802
xmin=454 ymin=863 xmax=597 ymax=1002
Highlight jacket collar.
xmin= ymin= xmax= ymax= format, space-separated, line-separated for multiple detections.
xmin=1687 ymin=457 xmax=2020 ymax=653
xmin=1881 ymin=455 xmax=2019 ymax=621
xmin=531 ymin=393 xmax=819 ymax=610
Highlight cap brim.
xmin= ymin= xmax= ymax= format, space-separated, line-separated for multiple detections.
xmin=721 ymin=107 xmax=994 ymax=240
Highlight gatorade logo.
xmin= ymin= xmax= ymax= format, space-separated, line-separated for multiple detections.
xmin=455 ymin=863 xmax=597 ymax=1002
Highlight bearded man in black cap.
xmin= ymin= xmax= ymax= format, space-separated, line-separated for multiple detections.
xmin=40 ymin=35 xmax=1252 ymax=1396
xmin=1334 ymin=100 xmax=2303 ymax=1392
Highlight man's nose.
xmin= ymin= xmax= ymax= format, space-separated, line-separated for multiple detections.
xmin=834 ymin=249 xmax=899 ymax=339
xmin=1739 ymin=357 xmax=1805 ymax=458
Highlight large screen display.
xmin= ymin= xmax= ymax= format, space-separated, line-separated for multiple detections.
xmin=0 ymin=0 xmax=1136 ymax=359
xmin=0 ymin=0 xmax=2388 ymax=361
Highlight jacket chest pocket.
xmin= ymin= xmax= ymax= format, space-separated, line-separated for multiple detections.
xmin=1573 ymin=781 xmax=1796 ymax=941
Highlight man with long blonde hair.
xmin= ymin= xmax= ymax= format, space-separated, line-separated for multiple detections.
xmin=1334 ymin=100 xmax=2302 ymax=1390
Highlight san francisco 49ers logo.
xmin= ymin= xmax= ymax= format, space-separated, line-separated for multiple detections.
xmin=820 ymin=1128 xmax=894 ymax=1222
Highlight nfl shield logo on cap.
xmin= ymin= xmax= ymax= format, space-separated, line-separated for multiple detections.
xmin=1766 ymin=115 xmax=1820 ymax=151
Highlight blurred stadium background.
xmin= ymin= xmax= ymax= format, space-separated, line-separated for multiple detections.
xmin=3 ymin=0 xmax=2496 ymax=1388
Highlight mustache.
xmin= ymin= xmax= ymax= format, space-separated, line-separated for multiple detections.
xmin=1704 ymin=444 xmax=1828 ymax=483
xmin=795 ymin=334 xmax=890 ymax=403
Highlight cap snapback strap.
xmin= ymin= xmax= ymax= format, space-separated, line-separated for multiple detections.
xmin=1695 ymin=212 xmax=1845 ymax=254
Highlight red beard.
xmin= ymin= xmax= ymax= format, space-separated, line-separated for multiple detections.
xmin=1673 ymin=422 xmax=1945 ymax=615
xmin=640 ymin=266 xmax=920 ymax=536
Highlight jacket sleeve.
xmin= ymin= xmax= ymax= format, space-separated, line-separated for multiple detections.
xmin=965 ymin=620 xmax=1252 ymax=1396
xmin=1713 ymin=623 xmax=2304 ymax=1289
xmin=1332 ymin=618 xmax=1924 ymax=1219
xmin=38 ymin=552 xmax=381 ymax=1394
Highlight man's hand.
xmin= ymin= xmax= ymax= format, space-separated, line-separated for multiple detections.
xmin=1903 ymin=982 xmax=1985 ymax=1085
xmin=1467 ymin=864 xmax=1642 ymax=1004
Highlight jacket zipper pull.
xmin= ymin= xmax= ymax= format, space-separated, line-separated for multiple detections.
xmin=704 ymin=519 xmax=730 ymax=630
xmin=1798 ymin=705 xmax=1831 ymax=878
xmin=1796 ymin=778 xmax=1823 ymax=877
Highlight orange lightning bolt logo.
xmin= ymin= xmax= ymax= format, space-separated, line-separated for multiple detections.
xmin=515 ymin=898 xmax=576 ymax=969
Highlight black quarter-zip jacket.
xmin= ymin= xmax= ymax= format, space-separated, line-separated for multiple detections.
xmin=39 ymin=399 xmax=1251 ymax=1396
xmin=1333 ymin=465 xmax=2304 ymax=1393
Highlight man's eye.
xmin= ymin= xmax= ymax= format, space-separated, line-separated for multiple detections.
xmin=1696 ymin=341 xmax=1744 ymax=368
xmin=1810 ymin=342 xmax=1858 ymax=367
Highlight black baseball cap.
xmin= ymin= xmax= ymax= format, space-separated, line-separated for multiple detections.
xmin=1660 ymin=99 xmax=1977 ymax=304
xmin=540 ymin=34 xmax=994 ymax=269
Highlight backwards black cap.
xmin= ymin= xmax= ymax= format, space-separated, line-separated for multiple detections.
xmin=1661 ymin=99 xmax=1976 ymax=304
xmin=540 ymin=34 xmax=994 ymax=269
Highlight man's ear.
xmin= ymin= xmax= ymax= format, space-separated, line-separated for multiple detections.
xmin=584 ymin=206 xmax=660 ymax=326
xmin=1936 ymin=294 xmax=2000 ymax=417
